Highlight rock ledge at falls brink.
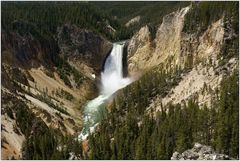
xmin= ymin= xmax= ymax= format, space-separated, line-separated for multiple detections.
xmin=171 ymin=143 xmax=233 ymax=160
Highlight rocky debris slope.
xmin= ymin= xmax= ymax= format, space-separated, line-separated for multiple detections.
xmin=148 ymin=57 xmax=237 ymax=111
xmin=1 ymin=114 xmax=25 ymax=160
xmin=1 ymin=79 xmax=82 ymax=159
xmin=1 ymin=23 xmax=112 ymax=159
xmin=171 ymin=143 xmax=233 ymax=160
xmin=1 ymin=63 xmax=92 ymax=159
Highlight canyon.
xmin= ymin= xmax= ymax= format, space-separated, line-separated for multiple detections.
xmin=1 ymin=1 xmax=239 ymax=160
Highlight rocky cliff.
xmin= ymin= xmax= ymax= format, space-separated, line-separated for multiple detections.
xmin=127 ymin=6 xmax=191 ymax=74
xmin=127 ymin=5 xmax=230 ymax=73
xmin=127 ymin=5 xmax=238 ymax=109
xmin=127 ymin=25 xmax=153 ymax=75
xmin=1 ymin=28 xmax=57 ymax=69
xmin=57 ymin=24 xmax=113 ymax=76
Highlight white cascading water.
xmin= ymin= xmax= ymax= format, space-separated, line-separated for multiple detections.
xmin=78 ymin=42 xmax=132 ymax=140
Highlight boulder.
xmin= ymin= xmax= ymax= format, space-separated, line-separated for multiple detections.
xmin=171 ymin=143 xmax=233 ymax=160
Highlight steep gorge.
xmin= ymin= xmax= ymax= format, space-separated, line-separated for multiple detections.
xmin=1 ymin=23 xmax=112 ymax=159
xmin=87 ymin=2 xmax=238 ymax=160
xmin=1 ymin=1 xmax=239 ymax=160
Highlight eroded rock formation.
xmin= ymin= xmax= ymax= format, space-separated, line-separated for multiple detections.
xmin=171 ymin=143 xmax=232 ymax=160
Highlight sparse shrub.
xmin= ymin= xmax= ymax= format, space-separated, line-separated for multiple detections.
xmin=35 ymin=93 xmax=70 ymax=115
xmin=56 ymin=88 xmax=74 ymax=101
xmin=56 ymin=57 xmax=85 ymax=88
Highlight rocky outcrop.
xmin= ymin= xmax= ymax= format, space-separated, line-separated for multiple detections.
xmin=2 ymin=22 xmax=113 ymax=77
xmin=125 ymin=16 xmax=141 ymax=27
xmin=153 ymin=6 xmax=190 ymax=66
xmin=128 ymin=5 xmax=238 ymax=110
xmin=171 ymin=143 xmax=232 ymax=160
xmin=1 ymin=28 xmax=57 ymax=69
xmin=127 ymin=25 xmax=153 ymax=75
xmin=127 ymin=6 xmax=191 ymax=75
xmin=128 ymin=25 xmax=151 ymax=57
xmin=127 ymin=6 xmax=225 ymax=73
xmin=57 ymin=24 xmax=113 ymax=75
xmin=194 ymin=19 xmax=225 ymax=65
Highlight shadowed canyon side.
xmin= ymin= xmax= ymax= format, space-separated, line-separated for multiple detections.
xmin=1 ymin=19 xmax=113 ymax=159
xmin=1 ymin=1 xmax=239 ymax=160
xmin=78 ymin=43 xmax=132 ymax=140
xmin=57 ymin=24 xmax=113 ymax=76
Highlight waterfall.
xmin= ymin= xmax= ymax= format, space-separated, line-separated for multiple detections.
xmin=101 ymin=43 xmax=132 ymax=95
xmin=78 ymin=42 xmax=132 ymax=140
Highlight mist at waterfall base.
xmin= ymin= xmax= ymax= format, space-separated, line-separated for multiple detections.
xmin=78 ymin=43 xmax=132 ymax=140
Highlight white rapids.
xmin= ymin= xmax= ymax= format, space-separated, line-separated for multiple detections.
xmin=78 ymin=42 xmax=132 ymax=140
